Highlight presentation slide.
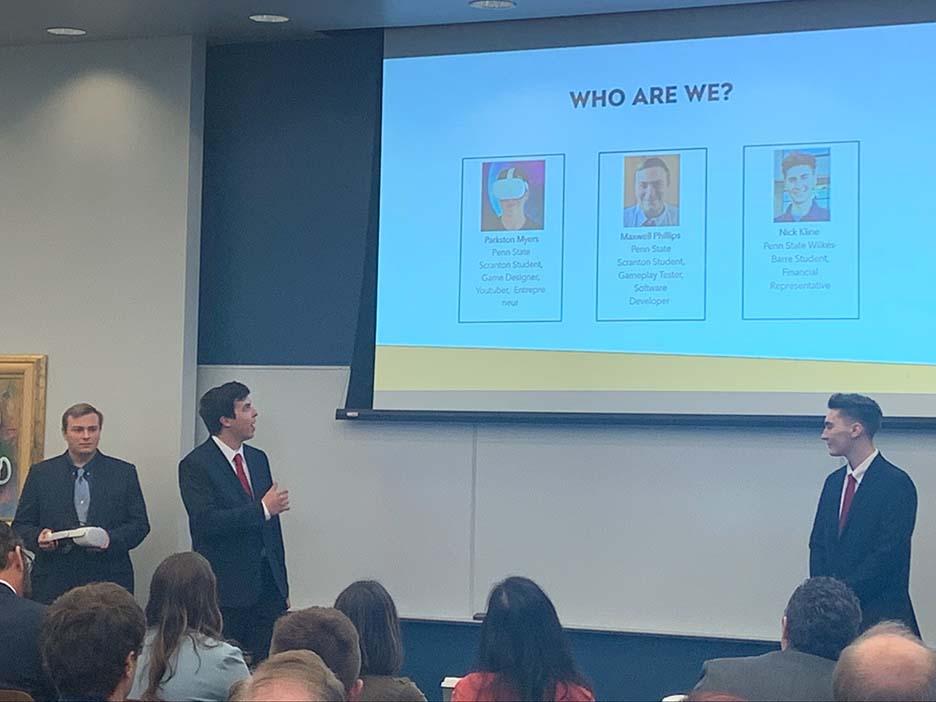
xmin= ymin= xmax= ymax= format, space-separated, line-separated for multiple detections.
xmin=374 ymin=22 xmax=936 ymax=415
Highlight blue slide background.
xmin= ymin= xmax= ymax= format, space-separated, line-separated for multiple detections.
xmin=377 ymin=23 xmax=936 ymax=365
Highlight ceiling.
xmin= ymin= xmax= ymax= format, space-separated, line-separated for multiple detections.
xmin=4 ymin=0 xmax=787 ymax=47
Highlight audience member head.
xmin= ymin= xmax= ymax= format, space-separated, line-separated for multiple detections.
xmin=142 ymin=551 xmax=224 ymax=699
xmin=782 ymin=576 xmax=861 ymax=660
xmin=335 ymin=580 xmax=404 ymax=676
xmin=833 ymin=621 xmax=936 ymax=701
xmin=231 ymin=650 xmax=346 ymax=702
xmin=475 ymin=576 xmax=590 ymax=702
xmin=271 ymin=606 xmax=363 ymax=700
xmin=198 ymin=381 xmax=250 ymax=435
xmin=0 ymin=520 xmax=31 ymax=598
xmin=41 ymin=582 xmax=146 ymax=702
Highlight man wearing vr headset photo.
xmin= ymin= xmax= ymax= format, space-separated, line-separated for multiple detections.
xmin=486 ymin=164 xmax=543 ymax=231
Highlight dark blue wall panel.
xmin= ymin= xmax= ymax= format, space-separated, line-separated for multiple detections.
xmin=199 ymin=32 xmax=382 ymax=365
xmin=400 ymin=619 xmax=777 ymax=702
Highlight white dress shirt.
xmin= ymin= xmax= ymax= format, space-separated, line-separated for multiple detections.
xmin=0 ymin=579 xmax=16 ymax=595
xmin=840 ymin=449 xmax=878 ymax=517
xmin=212 ymin=436 xmax=271 ymax=521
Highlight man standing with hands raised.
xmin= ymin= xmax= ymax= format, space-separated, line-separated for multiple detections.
xmin=180 ymin=381 xmax=290 ymax=663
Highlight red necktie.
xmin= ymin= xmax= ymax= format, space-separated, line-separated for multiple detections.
xmin=233 ymin=454 xmax=254 ymax=499
xmin=839 ymin=474 xmax=858 ymax=535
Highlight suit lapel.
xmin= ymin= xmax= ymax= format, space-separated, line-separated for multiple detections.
xmin=839 ymin=454 xmax=883 ymax=540
xmin=205 ymin=439 xmax=252 ymax=504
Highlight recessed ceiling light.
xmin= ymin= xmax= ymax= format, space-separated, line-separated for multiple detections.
xmin=469 ymin=0 xmax=516 ymax=8
xmin=249 ymin=14 xmax=290 ymax=23
xmin=46 ymin=27 xmax=87 ymax=36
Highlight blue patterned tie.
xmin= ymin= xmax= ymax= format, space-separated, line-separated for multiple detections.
xmin=74 ymin=468 xmax=90 ymax=525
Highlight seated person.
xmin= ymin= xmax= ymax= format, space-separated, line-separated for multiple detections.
xmin=622 ymin=157 xmax=679 ymax=227
xmin=130 ymin=552 xmax=250 ymax=701
xmin=335 ymin=580 xmax=427 ymax=702
xmin=40 ymin=581 xmax=146 ymax=702
xmin=833 ymin=621 xmax=936 ymax=701
xmin=271 ymin=606 xmax=364 ymax=701
xmin=453 ymin=576 xmax=594 ymax=702
xmin=774 ymin=151 xmax=830 ymax=222
xmin=231 ymin=650 xmax=346 ymax=702
xmin=693 ymin=577 xmax=861 ymax=701
xmin=0 ymin=522 xmax=55 ymax=700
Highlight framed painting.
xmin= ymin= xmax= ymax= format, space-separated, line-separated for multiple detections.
xmin=0 ymin=355 xmax=47 ymax=521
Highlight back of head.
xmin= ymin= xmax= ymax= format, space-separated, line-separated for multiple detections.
xmin=232 ymin=650 xmax=346 ymax=702
xmin=41 ymin=582 xmax=146 ymax=700
xmin=335 ymin=580 xmax=404 ymax=676
xmin=0 ymin=520 xmax=25 ymax=594
xmin=833 ymin=621 xmax=936 ymax=701
xmin=477 ymin=576 xmax=588 ymax=702
xmin=828 ymin=393 xmax=883 ymax=438
xmin=785 ymin=577 xmax=861 ymax=660
xmin=143 ymin=552 xmax=223 ymax=698
xmin=271 ymin=607 xmax=361 ymax=697
xmin=198 ymin=381 xmax=249 ymax=435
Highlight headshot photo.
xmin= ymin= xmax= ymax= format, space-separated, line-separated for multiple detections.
xmin=622 ymin=154 xmax=680 ymax=227
xmin=774 ymin=148 xmax=831 ymax=222
xmin=480 ymin=160 xmax=545 ymax=232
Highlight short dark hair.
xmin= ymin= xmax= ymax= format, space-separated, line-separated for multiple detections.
xmin=335 ymin=580 xmax=404 ymax=675
xmin=0 ymin=521 xmax=22 ymax=568
xmin=476 ymin=576 xmax=591 ymax=702
xmin=833 ymin=621 xmax=936 ymax=701
xmin=198 ymin=381 xmax=249 ymax=435
xmin=638 ymin=156 xmax=671 ymax=183
xmin=41 ymin=582 xmax=146 ymax=700
xmin=785 ymin=577 xmax=861 ymax=660
xmin=782 ymin=151 xmax=817 ymax=178
xmin=61 ymin=403 xmax=103 ymax=432
xmin=828 ymin=393 xmax=883 ymax=438
xmin=271 ymin=607 xmax=361 ymax=697
xmin=231 ymin=650 xmax=346 ymax=702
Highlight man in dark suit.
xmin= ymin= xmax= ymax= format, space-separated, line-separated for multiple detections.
xmin=810 ymin=393 xmax=919 ymax=634
xmin=12 ymin=403 xmax=150 ymax=604
xmin=693 ymin=577 xmax=861 ymax=701
xmin=0 ymin=521 xmax=56 ymax=700
xmin=179 ymin=381 xmax=290 ymax=663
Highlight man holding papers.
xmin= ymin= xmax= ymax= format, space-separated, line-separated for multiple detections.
xmin=12 ymin=403 xmax=150 ymax=603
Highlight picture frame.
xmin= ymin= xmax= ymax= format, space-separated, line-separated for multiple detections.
xmin=0 ymin=355 xmax=47 ymax=521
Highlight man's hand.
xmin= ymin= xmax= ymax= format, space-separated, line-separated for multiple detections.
xmin=262 ymin=482 xmax=290 ymax=516
xmin=38 ymin=528 xmax=57 ymax=551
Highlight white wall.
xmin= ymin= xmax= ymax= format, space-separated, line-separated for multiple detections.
xmin=0 ymin=36 xmax=205 ymax=603
xmin=198 ymin=366 xmax=936 ymax=643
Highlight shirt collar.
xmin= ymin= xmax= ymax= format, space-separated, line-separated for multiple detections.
xmin=65 ymin=451 xmax=99 ymax=474
xmin=847 ymin=449 xmax=878 ymax=485
xmin=637 ymin=203 xmax=671 ymax=226
xmin=0 ymin=579 xmax=17 ymax=595
xmin=211 ymin=435 xmax=244 ymax=464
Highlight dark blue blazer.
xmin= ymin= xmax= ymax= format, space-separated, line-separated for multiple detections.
xmin=809 ymin=453 xmax=918 ymax=634
xmin=178 ymin=439 xmax=288 ymax=608
xmin=0 ymin=585 xmax=55 ymax=700
xmin=12 ymin=452 xmax=150 ymax=604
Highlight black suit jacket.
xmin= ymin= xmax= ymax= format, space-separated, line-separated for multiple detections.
xmin=809 ymin=453 xmax=918 ymax=633
xmin=178 ymin=439 xmax=288 ymax=608
xmin=0 ymin=585 xmax=56 ymax=700
xmin=12 ymin=452 xmax=150 ymax=604
xmin=693 ymin=648 xmax=835 ymax=702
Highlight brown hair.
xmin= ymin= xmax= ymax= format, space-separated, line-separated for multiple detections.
xmin=271 ymin=607 xmax=361 ymax=696
xmin=231 ymin=650 xmax=346 ymax=702
xmin=61 ymin=402 xmax=103 ymax=431
xmin=142 ymin=552 xmax=224 ymax=700
xmin=41 ymin=582 xmax=145 ymax=700
xmin=335 ymin=580 xmax=404 ymax=675
xmin=781 ymin=150 xmax=817 ymax=178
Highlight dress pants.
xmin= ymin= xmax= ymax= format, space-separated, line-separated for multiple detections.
xmin=220 ymin=559 xmax=286 ymax=665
